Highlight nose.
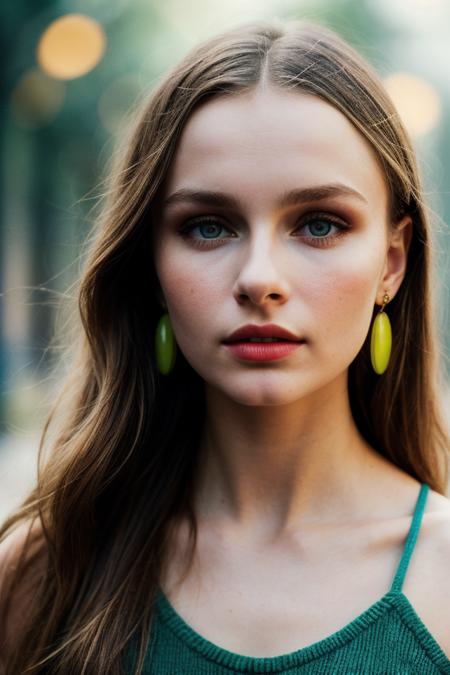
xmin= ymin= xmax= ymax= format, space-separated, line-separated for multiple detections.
xmin=232 ymin=229 xmax=290 ymax=307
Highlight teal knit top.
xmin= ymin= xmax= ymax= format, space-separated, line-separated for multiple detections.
xmin=125 ymin=483 xmax=450 ymax=673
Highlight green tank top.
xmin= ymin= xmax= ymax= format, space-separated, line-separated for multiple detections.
xmin=124 ymin=483 xmax=450 ymax=673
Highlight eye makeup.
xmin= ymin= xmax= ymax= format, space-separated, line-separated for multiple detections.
xmin=177 ymin=211 xmax=351 ymax=250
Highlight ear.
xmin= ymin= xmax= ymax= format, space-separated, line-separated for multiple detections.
xmin=377 ymin=215 xmax=413 ymax=304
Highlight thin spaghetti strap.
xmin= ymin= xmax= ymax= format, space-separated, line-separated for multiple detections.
xmin=390 ymin=483 xmax=430 ymax=594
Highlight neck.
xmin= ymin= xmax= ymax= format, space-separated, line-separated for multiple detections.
xmin=193 ymin=373 xmax=404 ymax=539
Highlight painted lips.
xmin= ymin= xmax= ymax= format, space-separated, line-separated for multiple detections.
xmin=223 ymin=340 xmax=305 ymax=362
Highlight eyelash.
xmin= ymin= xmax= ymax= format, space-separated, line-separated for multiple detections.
xmin=178 ymin=212 xmax=350 ymax=249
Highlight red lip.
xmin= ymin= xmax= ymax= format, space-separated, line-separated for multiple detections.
xmin=224 ymin=341 xmax=304 ymax=362
xmin=223 ymin=323 xmax=302 ymax=343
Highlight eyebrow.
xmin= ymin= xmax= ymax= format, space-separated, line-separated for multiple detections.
xmin=162 ymin=183 xmax=368 ymax=210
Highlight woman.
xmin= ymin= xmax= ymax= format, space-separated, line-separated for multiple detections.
xmin=1 ymin=18 xmax=449 ymax=675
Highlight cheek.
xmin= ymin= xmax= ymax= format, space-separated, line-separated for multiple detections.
xmin=316 ymin=266 xmax=376 ymax=307
xmin=307 ymin=254 xmax=380 ymax=352
xmin=155 ymin=249 xmax=224 ymax=337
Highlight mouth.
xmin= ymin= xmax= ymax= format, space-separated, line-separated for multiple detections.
xmin=223 ymin=337 xmax=303 ymax=343
xmin=222 ymin=339 xmax=305 ymax=362
xmin=222 ymin=323 xmax=306 ymax=361
xmin=223 ymin=323 xmax=304 ymax=343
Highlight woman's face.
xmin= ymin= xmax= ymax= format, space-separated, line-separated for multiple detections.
xmin=152 ymin=85 xmax=409 ymax=406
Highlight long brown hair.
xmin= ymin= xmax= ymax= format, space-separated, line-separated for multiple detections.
xmin=1 ymin=18 xmax=448 ymax=674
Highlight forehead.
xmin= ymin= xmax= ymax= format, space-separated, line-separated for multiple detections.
xmin=163 ymin=85 xmax=388 ymax=216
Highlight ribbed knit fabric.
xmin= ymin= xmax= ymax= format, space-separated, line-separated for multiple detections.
xmin=124 ymin=483 xmax=450 ymax=673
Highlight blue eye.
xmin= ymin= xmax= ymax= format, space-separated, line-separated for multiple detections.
xmin=305 ymin=220 xmax=333 ymax=237
xmin=179 ymin=217 xmax=235 ymax=246
xmin=179 ymin=213 xmax=349 ymax=249
xmin=196 ymin=222 xmax=227 ymax=238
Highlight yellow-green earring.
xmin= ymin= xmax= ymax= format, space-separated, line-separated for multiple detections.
xmin=370 ymin=292 xmax=392 ymax=375
xmin=155 ymin=312 xmax=177 ymax=375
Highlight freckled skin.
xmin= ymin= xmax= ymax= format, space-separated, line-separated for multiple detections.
xmin=152 ymin=85 xmax=411 ymax=409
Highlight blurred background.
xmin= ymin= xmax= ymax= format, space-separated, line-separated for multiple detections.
xmin=1 ymin=0 xmax=450 ymax=522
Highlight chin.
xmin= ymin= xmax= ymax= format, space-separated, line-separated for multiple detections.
xmin=209 ymin=377 xmax=304 ymax=407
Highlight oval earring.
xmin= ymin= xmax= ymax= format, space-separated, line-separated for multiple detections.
xmin=155 ymin=312 xmax=177 ymax=375
xmin=370 ymin=291 xmax=392 ymax=375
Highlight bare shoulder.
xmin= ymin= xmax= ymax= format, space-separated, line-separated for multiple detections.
xmin=426 ymin=487 xmax=450 ymax=513
xmin=423 ymin=486 xmax=450 ymax=553
xmin=423 ymin=487 xmax=450 ymax=544
xmin=407 ymin=488 xmax=450 ymax=659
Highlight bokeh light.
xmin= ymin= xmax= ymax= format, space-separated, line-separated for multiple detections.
xmin=10 ymin=69 xmax=65 ymax=129
xmin=37 ymin=13 xmax=106 ymax=80
xmin=383 ymin=72 xmax=442 ymax=137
